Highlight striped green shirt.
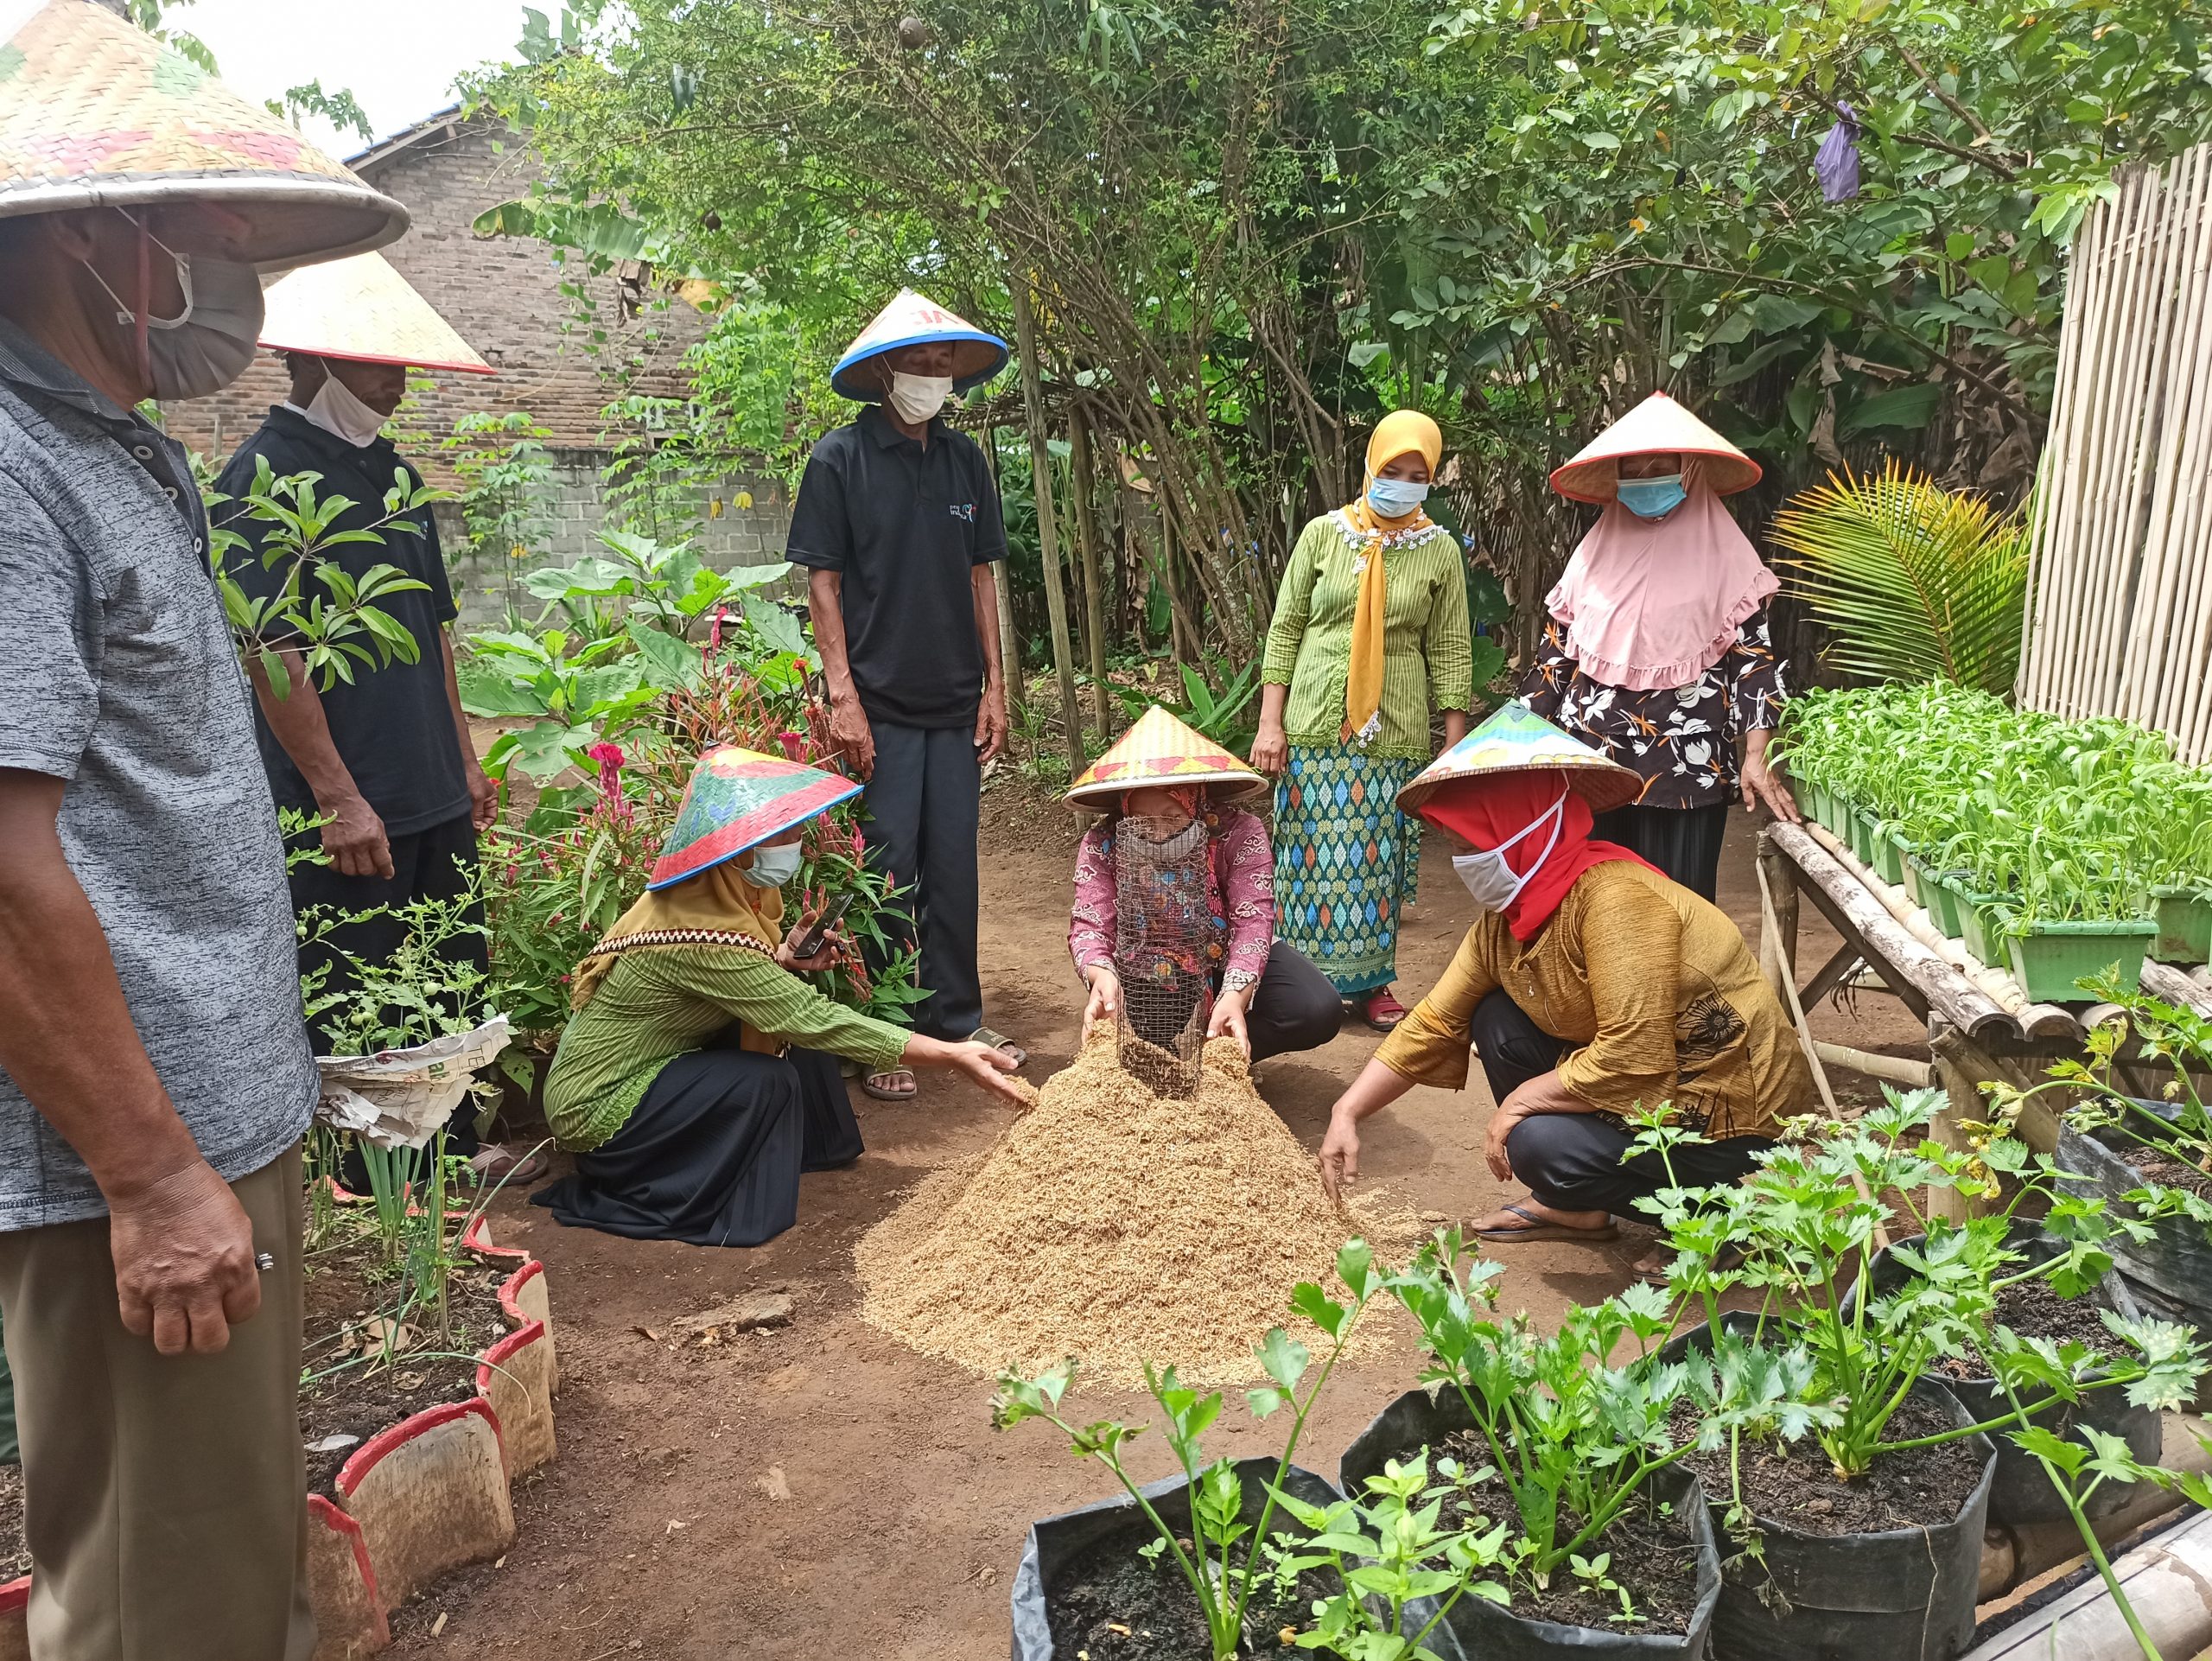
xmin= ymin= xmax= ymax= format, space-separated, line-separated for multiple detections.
xmin=1261 ymin=512 xmax=1475 ymax=760
xmin=542 ymin=945 xmax=913 ymax=1152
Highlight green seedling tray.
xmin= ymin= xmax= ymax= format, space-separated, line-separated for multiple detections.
xmin=2005 ymin=919 xmax=2156 ymax=1002
xmin=2152 ymin=888 xmax=2212 ymax=966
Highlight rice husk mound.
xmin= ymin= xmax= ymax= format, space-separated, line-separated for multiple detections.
xmin=855 ymin=1028 xmax=1410 ymax=1388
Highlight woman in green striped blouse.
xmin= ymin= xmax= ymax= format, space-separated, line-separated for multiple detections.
xmin=533 ymin=746 xmax=1027 ymax=1248
xmin=1251 ymin=410 xmax=1475 ymax=1030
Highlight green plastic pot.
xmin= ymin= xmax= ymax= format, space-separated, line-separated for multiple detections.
xmin=2152 ymin=888 xmax=2212 ymax=965
xmin=1872 ymin=824 xmax=1907 ymax=888
xmin=1849 ymin=808 xmax=1878 ymax=867
xmin=1955 ymin=888 xmax=2011 ymax=966
xmin=1923 ymin=871 xmax=1971 ymax=941
xmin=2005 ymin=919 xmax=2157 ymax=1002
xmin=1897 ymin=838 xmax=1926 ymax=906
xmin=1805 ymin=781 xmax=1833 ymax=831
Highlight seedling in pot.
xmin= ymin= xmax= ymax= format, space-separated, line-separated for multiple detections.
xmin=992 ymin=1242 xmax=1383 ymax=1661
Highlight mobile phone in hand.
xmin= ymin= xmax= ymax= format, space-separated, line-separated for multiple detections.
xmin=792 ymin=891 xmax=855 ymax=960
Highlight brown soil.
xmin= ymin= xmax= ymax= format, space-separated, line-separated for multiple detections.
xmin=1045 ymin=1522 xmax=1325 ymax=1658
xmin=2128 ymin=1146 xmax=2212 ymax=1203
xmin=1933 ymin=1272 xmax=2113 ymax=1382
xmin=378 ymin=811 xmax=1929 ymax=1657
xmin=0 ymin=1465 xmax=23 ymax=1582
xmin=298 ymin=1227 xmax=515 ymax=1494
xmin=1433 ymin=1433 xmax=1702 ymax=1635
xmin=1677 ymin=1394 xmax=1987 ymax=1538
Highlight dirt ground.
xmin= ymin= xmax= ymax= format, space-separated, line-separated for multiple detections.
xmin=389 ymin=789 xmax=1921 ymax=1658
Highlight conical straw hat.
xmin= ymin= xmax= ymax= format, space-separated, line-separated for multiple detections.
xmin=1396 ymin=703 xmax=1643 ymax=816
xmin=648 ymin=746 xmax=862 ymax=891
xmin=1548 ymin=390 xmax=1762 ymax=505
xmin=830 ymin=287 xmax=1009 ymax=400
xmin=1065 ymin=705 xmax=1267 ymax=811
xmin=0 ymin=0 xmax=407 ymax=268
xmin=259 ymin=251 xmax=492 ymax=373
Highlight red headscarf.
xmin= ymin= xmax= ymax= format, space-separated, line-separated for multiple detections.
xmin=1413 ymin=768 xmax=1657 ymax=941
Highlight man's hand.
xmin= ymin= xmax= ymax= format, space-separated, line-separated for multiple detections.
xmin=1206 ymin=983 xmax=1254 ymax=1057
xmin=465 ymin=761 xmax=499 ymax=831
xmin=320 ymin=791 xmax=393 ymax=880
xmin=976 ymin=684 xmax=1009 ymax=767
xmin=107 ymin=1160 xmax=263 ymax=1355
xmin=1318 ymin=1112 xmax=1361 ymax=1202
xmin=829 ymin=693 xmax=876 ymax=782
xmin=1249 ymin=720 xmax=1289 ymax=776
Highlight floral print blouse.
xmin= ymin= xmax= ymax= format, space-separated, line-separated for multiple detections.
xmin=1519 ymin=605 xmax=1787 ymax=811
xmin=1069 ymin=808 xmax=1274 ymax=994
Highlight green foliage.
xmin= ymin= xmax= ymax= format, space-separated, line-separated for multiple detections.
xmin=1770 ymin=463 xmax=2029 ymax=695
xmin=299 ymin=881 xmax=494 ymax=1058
xmin=992 ymin=1243 xmax=1389 ymax=1661
xmin=207 ymin=459 xmax=444 ymax=699
xmin=1112 ymin=655 xmax=1264 ymax=752
xmin=270 ymin=79 xmax=374 ymax=142
xmin=442 ymin=410 xmax=558 ymax=573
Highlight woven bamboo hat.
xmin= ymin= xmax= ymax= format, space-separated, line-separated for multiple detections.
xmin=1065 ymin=705 xmax=1268 ymax=811
xmin=0 ymin=0 xmax=408 ymax=268
xmin=830 ymin=287 xmax=1008 ymax=400
xmin=259 ymin=251 xmax=492 ymax=373
xmin=1548 ymin=391 xmax=1762 ymax=505
xmin=1396 ymin=703 xmax=1643 ymax=816
xmin=647 ymin=746 xmax=861 ymax=891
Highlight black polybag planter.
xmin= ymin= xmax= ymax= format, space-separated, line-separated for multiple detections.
xmin=1007 ymin=1458 xmax=1339 ymax=1661
xmin=1845 ymin=1225 xmax=2160 ymax=1525
xmin=1660 ymin=1314 xmax=1998 ymax=1661
xmin=2056 ymin=1106 xmax=2212 ymax=1333
xmin=1338 ymin=1383 xmax=1724 ymax=1659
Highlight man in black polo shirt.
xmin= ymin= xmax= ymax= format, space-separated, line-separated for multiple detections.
xmin=786 ymin=290 xmax=1023 ymax=1098
xmin=214 ymin=255 xmax=536 ymax=1178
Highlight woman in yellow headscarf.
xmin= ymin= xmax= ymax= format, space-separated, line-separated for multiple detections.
xmin=1253 ymin=411 xmax=1476 ymax=1029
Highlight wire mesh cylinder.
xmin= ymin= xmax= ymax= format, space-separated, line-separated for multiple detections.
xmin=1112 ymin=813 xmax=1216 ymax=1098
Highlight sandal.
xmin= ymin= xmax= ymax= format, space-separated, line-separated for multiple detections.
xmin=861 ymin=1067 xmax=918 ymax=1101
xmin=1471 ymin=1203 xmax=1619 ymax=1245
xmin=968 ymin=1027 xmax=1029 ymax=1069
xmin=1354 ymin=989 xmax=1408 ymax=1033
xmin=469 ymin=1144 xmax=550 ymax=1187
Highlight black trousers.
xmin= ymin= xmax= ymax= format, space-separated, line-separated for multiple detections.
xmin=1591 ymin=801 xmax=1731 ymax=903
xmin=533 ymin=1041 xmax=862 ymax=1248
xmin=1243 ymin=941 xmax=1344 ymax=1063
xmin=860 ymin=721 xmax=982 ymax=1041
xmin=288 ymin=811 xmax=486 ymax=1168
xmin=1470 ymin=988 xmax=1770 ymax=1218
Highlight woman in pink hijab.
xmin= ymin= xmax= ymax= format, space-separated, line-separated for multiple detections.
xmin=1521 ymin=391 xmax=1799 ymax=901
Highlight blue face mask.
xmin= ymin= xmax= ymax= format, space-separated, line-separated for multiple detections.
xmin=1617 ymin=474 xmax=1687 ymax=519
xmin=1367 ymin=477 xmax=1429 ymax=518
xmin=741 ymin=842 xmax=804 ymax=888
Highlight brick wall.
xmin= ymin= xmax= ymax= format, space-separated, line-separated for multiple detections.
xmin=164 ymin=113 xmax=708 ymax=483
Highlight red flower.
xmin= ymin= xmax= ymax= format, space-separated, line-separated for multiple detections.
xmin=776 ymin=730 xmax=806 ymax=761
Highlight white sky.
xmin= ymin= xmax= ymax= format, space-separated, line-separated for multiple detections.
xmin=175 ymin=0 xmax=531 ymax=154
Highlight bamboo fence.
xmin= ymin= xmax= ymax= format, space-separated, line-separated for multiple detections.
xmin=2021 ymin=144 xmax=2212 ymax=759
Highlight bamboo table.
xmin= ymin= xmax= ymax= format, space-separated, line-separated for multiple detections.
xmin=1752 ymin=822 xmax=2212 ymax=1222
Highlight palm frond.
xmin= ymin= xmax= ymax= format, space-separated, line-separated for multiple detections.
xmin=1770 ymin=461 xmax=2029 ymax=697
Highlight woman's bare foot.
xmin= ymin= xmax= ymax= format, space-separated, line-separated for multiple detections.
xmin=1468 ymin=1196 xmax=1618 ymax=1243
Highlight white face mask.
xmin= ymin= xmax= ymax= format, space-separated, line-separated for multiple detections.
xmin=1452 ymin=791 xmax=1567 ymax=913
xmin=303 ymin=369 xmax=391 ymax=448
xmin=886 ymin=371 xmax=954 ymax=424
xmin=741 ymin=842 xmax=804 ymax=888
xmin=79 ymin=215 xmax=264 ymax=401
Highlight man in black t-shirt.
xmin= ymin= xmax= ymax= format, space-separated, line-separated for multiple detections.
xmin=786 ymin=290 xmax=1025 ymax=1098
xmin=214 ymin=256 xmax=538 ymax=1181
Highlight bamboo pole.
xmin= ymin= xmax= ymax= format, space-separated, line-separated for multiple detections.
xmin=2157 ymin=175 xmax=2212 ymax=756
xmin=2026 ymin=182 xmax=2115 ymax=712
xmin=1066 ymin=405 xmax=1112 ymax=740
xmin=983 ymin=423 xmax=1022 ymax=716
xmin=1008 ymin=280 xmax=1088 ymax=785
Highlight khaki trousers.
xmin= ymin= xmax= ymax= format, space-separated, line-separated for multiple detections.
xmin=0 ymin=1146 xmax=313 ymax=1661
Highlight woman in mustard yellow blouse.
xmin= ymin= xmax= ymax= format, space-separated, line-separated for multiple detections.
xmin=1315 ymin=705 xmax=1810 ymax=1250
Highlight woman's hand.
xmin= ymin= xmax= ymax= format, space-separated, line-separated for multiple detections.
xmin=1739 ymin=730 xmax=1800 ymax=824
xmin=1318 ymin=1111 xmax=1361 ymax=1202
xmin=906 ymin=1034 xmax=1032 ymax=1109
xmin=1249 ymin=720 xmax=1289 ymax=776
xmin=775 ymin=908 xmax=847 ymax=973
xmin=1205 ymin=983 xmax=1254 ymax=1057
xmin=1080 ymin=965 xmax=1122 ymax=1041
xmin=1484 ymin=1098 xmax=1529 ymax=1182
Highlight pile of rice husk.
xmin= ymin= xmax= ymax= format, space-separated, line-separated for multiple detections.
xmin=855 ymin=1028 xmax=1414 ymax=1388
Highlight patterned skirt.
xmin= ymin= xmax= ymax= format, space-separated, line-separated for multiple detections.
xmin=1272 ymin=745 xmax=1423 ymax=996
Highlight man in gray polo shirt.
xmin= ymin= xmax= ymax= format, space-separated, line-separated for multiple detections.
xmin=0 ymin=5 xmax=408 ymax=1653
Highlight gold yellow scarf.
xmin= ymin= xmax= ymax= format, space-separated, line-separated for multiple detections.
xmin=569 ymin=856 xmax=786 ymax=1041
xmin=1342 ymin=410 xmax=1445 ymax=744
